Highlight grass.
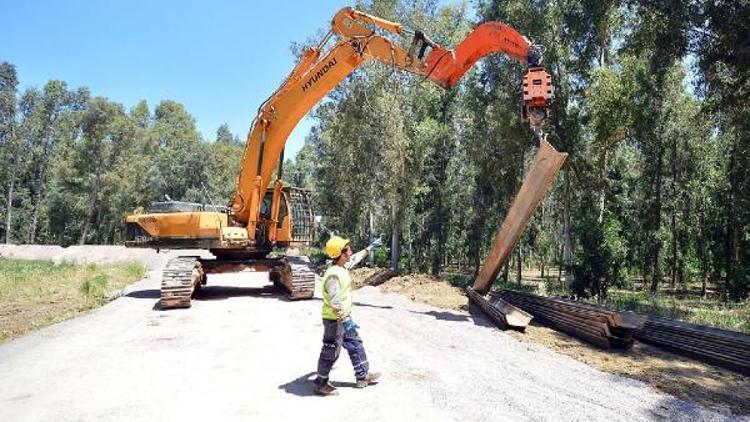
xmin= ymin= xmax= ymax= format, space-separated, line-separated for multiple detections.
xmin=0 ymin=259 xmax=148 ymax=343
xmin=601 ymin=288 xmax=750 ymax=333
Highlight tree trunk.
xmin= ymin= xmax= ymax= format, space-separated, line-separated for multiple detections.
xmin=540 ymin=261 xmax=545 ymax=279
xmin=516 ymin=243 xmax=522 ymax=286
xmin=391 ymin=141 xmax=407 ymax=273
xmin=670 ymin=133 xmax=678 ymax=289
xmin=649 ymin=142 xmax=665 ymax=293
xmin=27 ymin=168 xmax=47 ymax=244
xmin=562 ymin=171 xmax=572 ymax=278
xmin=28 ymin=197 xmax=41 ymax=244
xmin=472 ymin=247 xmax=481 ymax=279
xmin=368 ymin=208 xmax=374 ymax=267
xmin=724 ymin=139 xmax=739 ymax=300
xmin=390 ymin=204 xmax=400 ymax=272
xmin=670 ymin=211 xmax=679 ymax=290
xmin=4 ymin=172 xmax=14 ymax=244
xmin=597 ymin=149 xmax=607 ymax=224
xmin=557 ymin=242 xmax=563 ymax=282
xmin=79 ymin=174 xmax=102 ymax=245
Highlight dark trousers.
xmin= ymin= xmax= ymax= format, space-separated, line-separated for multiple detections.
xmin=315 ymin=318 xmax=369 ymax=384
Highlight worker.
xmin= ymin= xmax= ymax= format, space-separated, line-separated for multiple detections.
xmin=313 ymin=235 xmax=383 ymax=396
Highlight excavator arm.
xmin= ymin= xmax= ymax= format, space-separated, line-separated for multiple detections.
xmin=232 ymin=7 xmax=554 ymax=243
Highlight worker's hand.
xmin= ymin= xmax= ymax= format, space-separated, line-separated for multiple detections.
xmin=366 ymin=237 xmax=383 ymax=253
xmin=343 ymin=317 xmax=359 ymax=333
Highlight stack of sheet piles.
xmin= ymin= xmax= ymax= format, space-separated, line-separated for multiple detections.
xmin=497 ymin=290 xmax=644 ymax=350
xmin=635 ymin=316 xmax=750 ymax=375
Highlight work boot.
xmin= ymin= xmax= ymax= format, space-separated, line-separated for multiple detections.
xmin=355 ymin=371 xmax=381 ymax=388
xmin=313 ymin=380 xmax=338 ymax=396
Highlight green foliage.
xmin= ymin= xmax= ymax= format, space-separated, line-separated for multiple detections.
xmin=373 ymin=246 xmax=390 ymax=268
xmin=571 ymin=214 xmax=627 ymax=299
xmin=601 ymin=289 xmax=750 ymax=334
xmin=2 ymin=0 xmax=749 ymax=308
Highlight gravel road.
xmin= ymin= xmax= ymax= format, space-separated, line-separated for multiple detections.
xmin=0 ymin=246 xmax=742 ymax=421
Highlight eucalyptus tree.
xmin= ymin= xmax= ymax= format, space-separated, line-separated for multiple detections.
xmin=0 ymin=62 xmax=18 ymax=243
xmin=695 ymin=0 xmax=750 ymax=300
xmin=18 ymin=81 xmax=89 ymax=243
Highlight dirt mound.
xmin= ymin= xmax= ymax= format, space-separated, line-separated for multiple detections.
xmin=351 ymin=267 xmax=398 ymax=289
xmin=379 ymin=274 xmax=468 ymax=311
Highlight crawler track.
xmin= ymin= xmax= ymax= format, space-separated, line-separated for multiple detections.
xmin=282 ymin=256 xmax=316 ymax=300
xmin=160 ymin=257 xmax=203 ymax=309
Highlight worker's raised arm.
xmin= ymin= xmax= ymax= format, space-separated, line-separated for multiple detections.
xmin=344 ymin=249 xmax=369 ymax=271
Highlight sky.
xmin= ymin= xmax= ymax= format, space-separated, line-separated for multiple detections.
xmin=2 ymin=0 xmax=359 ymax=160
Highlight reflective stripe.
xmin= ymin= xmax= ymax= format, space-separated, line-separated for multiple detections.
xmin=322 ymin=265 xmax=352 ymax=320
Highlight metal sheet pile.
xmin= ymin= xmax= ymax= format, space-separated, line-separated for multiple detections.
xmin=466 ymin=287 xmax=532 ymax=331
xmin=497 ymin=290 xmax=643 ymax=350
xmin=635 ymin=316 xmax=750 ymax=375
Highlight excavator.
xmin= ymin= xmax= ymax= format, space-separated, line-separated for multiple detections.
xmin=124 ymin=7 xmax=554 ymax=309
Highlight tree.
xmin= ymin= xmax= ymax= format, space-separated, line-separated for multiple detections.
xmin=148 ymin=100 xmax=207 ymax=203
xmin=19 ymin=81 xmax=89 ymax=243
xmin=215 ymin=123 xmax=241 ymax=145
xmin=0 ymin=62 xmax=18 ymax=243
xmin=695 ymin=0 xmax=750 ymax=300
xmin=207 ymin=124 xmax=244 ymax=205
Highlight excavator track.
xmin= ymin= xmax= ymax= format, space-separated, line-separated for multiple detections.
xmin=160 ymin=257 xmax=203 ymax=309
xmin=282 ymin=256 xmax=316 ymax=300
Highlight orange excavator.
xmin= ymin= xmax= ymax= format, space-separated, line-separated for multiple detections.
xmin=125 ymin=7 xmax=554 ymax=309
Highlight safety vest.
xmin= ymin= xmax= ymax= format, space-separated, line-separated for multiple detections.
xmin=322 ymin=265 xmax=353 ymax=320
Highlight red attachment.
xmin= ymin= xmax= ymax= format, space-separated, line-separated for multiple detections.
xmin=523 ymin=67 xmax=553 ymax=108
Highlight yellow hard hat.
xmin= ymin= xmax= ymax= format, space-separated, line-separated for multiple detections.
xmin=325 ymin=235 xmax=350 ymax=259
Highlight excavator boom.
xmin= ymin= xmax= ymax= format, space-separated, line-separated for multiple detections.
xmin=233 ymin=7 xmax=553 ymax=236
xmin=124 ymin=7 xmax=555 ymax=308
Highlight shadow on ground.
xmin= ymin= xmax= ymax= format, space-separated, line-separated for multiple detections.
xmin=278 ymin=372 xmax=318 ymax=397
xmin=354 ymin=301 xmax=393 ymax=310
xmin=126 ymin=289 xmax=160 ymax=299
xmin=127 ymin=284 xmax=294 ymax=311
xmin=411 ymin=310 xmax=470 ymax=322
xmin=278 ymin=372 xmax=362 ymax=397
xmin=195 ymin=285 xmax=281 ymax=301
